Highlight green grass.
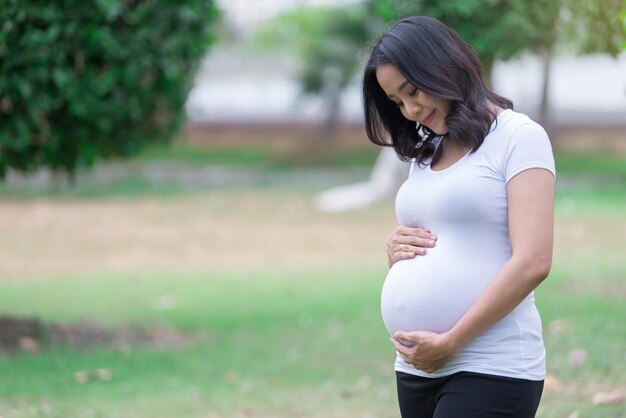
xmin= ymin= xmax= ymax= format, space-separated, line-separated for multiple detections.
xmin=134 ymin=145 xmax=626 ymax=176
xmin=555 ymin=151 xmax=626 ymax=177
xmin=0 ymin=267 xmax=397 ymax=417
xmin=536 ymin=257 xmax=626 ymax=418
xmin=1 ymin=253 xmax=625 ymax=417
xmin=135 ymin=145 xmax=623 ymax=176
xmin=556 ymin=184 xmax=626 ymax=219
xmin=137 ymin=145 xmax=277 ymax=167
xmin=0 ymin=139 xmax=380 ymax=199
xmin=1 ymin=145 xmax=623 ymax=200
xmin=137 ymin=142 xmax=379 ymax=169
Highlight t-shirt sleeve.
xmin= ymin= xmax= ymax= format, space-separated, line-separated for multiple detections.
xmin=503 ymin=122 xmax=556 ymax=183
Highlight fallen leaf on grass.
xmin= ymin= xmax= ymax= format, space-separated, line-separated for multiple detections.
xmin=153 ymin=294 xmax=177 ymax=311
xmin=18 ymin=336 xmax=40 ymax=353
xmin=544 ymin=374 xmax=563 ymax=392
xmin=547 ymin=319 xmax=572 ymax=335
xmin=568 ymin=348 xmax=587 ymax=365
xmin=73 ymin=371 xmax=90 ymax=384
xmin=357 ymin=375 xmax=372 ymax=389
xmin=340 ymin=389 xmax=354 ymax=399
xmin=73 ymin=368 xmax=113 ymax=384
xmin=592 ymin=389 xmax=624 ymax=406
xmin=225 ymin=371 xmax=239 ymax=383
xmin=95 ymin=368 xmax=112 ymax=381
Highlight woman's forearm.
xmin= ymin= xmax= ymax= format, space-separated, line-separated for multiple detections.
xmin=446 ymin=254 xmax=551 ymax=352
xmin=447 ymin=168 xmax=555 ymax=352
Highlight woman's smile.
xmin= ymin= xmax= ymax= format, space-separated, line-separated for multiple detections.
xmin=421 ymin=110 xmax=436 ymax=125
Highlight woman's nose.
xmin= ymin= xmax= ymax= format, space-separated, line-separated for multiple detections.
xmin=405 ymin=101 xmax=422 ymax=120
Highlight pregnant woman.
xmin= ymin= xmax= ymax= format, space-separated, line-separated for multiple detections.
xmin=362 ymin=16 xmax=555 ymax=417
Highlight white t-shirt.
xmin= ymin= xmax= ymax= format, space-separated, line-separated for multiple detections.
xmin=380 ymin=109 xmax=555 ymax=380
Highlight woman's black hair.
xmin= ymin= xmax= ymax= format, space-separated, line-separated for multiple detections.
xmin=363 ymin=16 xmax=513 ymax=164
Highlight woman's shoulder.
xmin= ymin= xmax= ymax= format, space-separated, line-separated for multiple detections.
xmin=487 ymin=109 xmax=549 ymax=145
xmin=486 ymin=109 xmax=555 ymax=181
xmin=495 ymin=108 xmax=539 ymax=129
xmin=479 ymin=109 xmax=553 ymax=173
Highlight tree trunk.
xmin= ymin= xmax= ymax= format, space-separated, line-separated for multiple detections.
xmin=320 ymin=88 xmax=341 ymax=139
xmin=538 ymin=45 xmax=554 ymax=139
xmin=483 ymin=59 xmax=495 ymax=89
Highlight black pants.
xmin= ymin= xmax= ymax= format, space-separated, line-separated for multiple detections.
xmin=396 ymin=371 xmax=544 ymax=418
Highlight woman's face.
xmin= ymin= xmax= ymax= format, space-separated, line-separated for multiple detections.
xmin=375 ymin=64 xmax=451 ymax=135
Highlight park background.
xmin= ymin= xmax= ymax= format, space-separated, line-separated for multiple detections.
xmin=1 ymin=0 xmax=625 ymax=417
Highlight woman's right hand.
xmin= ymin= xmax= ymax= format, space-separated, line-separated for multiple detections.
xmin=386 ymin=226 xmax=437 ymax=267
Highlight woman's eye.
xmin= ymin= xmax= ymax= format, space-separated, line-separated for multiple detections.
xmin=408 ymin=88 xmax=418 ymax=97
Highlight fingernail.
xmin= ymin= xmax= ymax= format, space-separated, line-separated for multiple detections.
xmin=430 ymin=235 xmax=437 ymax=240
xmin=428 ymin=240 xmax=435 ymax=246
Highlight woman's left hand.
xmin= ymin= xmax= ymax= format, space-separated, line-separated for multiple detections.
xmin=391 ymin=330 xmax=458 ymax=374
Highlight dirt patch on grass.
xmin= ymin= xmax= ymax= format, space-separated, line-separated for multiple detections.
xmin=0 ymin=315 xmax=193 ymax=356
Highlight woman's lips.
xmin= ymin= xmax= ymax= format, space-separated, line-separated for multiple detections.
xmin=421 ymin=110 xmax=435 ymax=125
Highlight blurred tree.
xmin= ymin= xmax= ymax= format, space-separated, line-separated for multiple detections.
xmin=0 ymin=0 xmax=220 ymax=180
xmin=258 ymin=0 xmax=624 ymax=137
xmin=368 ymin=0 xmax=560 ymax=82
xmin=623 ymin=4 xmax=626 ymax=50
xmin=623 ymin=6 xmax=626 ymax=50
xmin=561 ymin=0 xmax=625 ymax=56
xmin=258 ymin=0 xmax=560 ymax=136
xmin=543 ymin=0 xmax=625 ymax=130
xmin=256 ymin=6 xmax=370 ymax=137
xmin=370 ymin=0 xmax=625 ymax=130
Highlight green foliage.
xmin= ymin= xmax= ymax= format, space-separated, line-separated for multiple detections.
xmin=560 ymin=0 xmax=625 ymax=56
xmin=368 ymin=0 xmax=561 ymax=73
xmin=0 ymin=0 xmax=219 ymax=178
xmin=256 ymin=6 xmax=370 ymax=94
xmin=619 ymin=2 xmax=626 ymax=50
xmin=370 ymin=0 xmax=625 ymax=64
xmin=264 ymin=0 xmax=624 ymax=110
xmin=258 ymin=0 xmax=565 ymax=100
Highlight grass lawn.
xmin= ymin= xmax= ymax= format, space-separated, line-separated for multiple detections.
xmin=0 ymin=140 xmax=625 ymax=417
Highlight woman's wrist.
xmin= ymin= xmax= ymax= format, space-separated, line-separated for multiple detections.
xmin=443 ymin=328 xmax=464 ymax=355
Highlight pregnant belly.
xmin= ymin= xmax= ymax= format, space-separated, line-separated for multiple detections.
xmin=380 ymin=254 xmax=492 ymax=336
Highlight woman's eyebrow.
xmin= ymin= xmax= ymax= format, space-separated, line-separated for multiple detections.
xmin=397 ymin=80 xmax=411 ymax=93
xmin=387 ymin=80 xmax=409 ymax=99
xmin=387 ymin=80 xmax=411 ymax=99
